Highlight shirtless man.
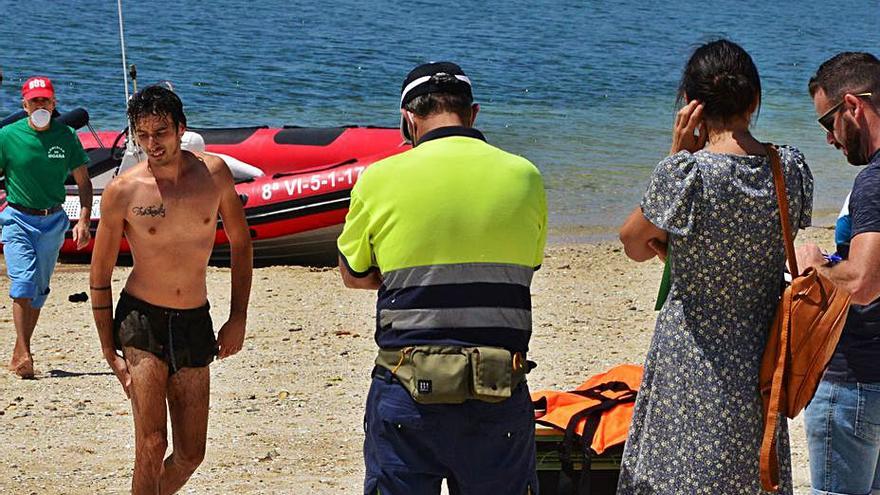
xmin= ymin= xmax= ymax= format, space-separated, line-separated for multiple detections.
xmin=89 ymin=86 xmax=252 ymax=494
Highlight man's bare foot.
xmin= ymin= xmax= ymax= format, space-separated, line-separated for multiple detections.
xmin=8 ymin=355 xmax=34 ymax=379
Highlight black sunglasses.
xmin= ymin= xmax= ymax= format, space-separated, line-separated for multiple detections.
xmin=818 ymin=92 xmax=872 ymax=133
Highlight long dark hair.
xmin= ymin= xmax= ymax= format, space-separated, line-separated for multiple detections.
xmin=676 ymin=39 xmax=761 ymax=122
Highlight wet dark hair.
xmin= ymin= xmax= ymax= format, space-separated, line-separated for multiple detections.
xmin=127 ymin=85 xmax=187 ymax=131
xmin=676 ymin=39 xmax=761 ymax=122
xmin=809 ymin=52 xmax=880 ymax=104
xmin=404 ymin=74 xmax=474 ymax=122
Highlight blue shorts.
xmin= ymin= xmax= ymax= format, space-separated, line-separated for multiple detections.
xmin=364 ymin=368 xmax=538 ymax=495
xmin=0 ymin=207 xmax=68 ymax=309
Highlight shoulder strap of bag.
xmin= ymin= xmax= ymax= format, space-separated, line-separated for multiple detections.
xmin=759 ymin=290 xmax=791 ymax=491
xmin=759 ymin=143 xmax=793 ymax=492
xmin=767 ymin=144 xmax=799 ymax=276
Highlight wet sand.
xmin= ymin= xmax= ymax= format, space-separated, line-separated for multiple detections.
xmin=0 ymin=228 xmax=835 ymax=494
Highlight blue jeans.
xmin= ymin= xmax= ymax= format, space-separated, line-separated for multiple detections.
xmin=804 ymin=379 xmax=880 ymax=495
xmin=363 ymin=369 xmax=538 ymax=495
xmin=0 ymin=207 xmax=67 ymax=309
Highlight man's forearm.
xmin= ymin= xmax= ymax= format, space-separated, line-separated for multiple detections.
xmin=77 ymin=179 xmax=93 ymax=225
xmin=229 ymin=243 xmax=253 ymax=320
xmin=94 ymin=313 xmax=116 ymax=356
xmin=338 ymin=255 xmax=382 ymax=289
xmin=78 ymin=208 xmax=92 ymax=228
xmin=77 ymin=179 xmax=93 ymax=209
xmin=816 ymin=260 xmax=877 ymax=304
xmin=90 ymin=282 xmax=116 ymax=357
xmin=343 ymin=271 xmax=382 ymax=289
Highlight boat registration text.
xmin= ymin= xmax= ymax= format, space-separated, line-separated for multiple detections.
xmin=261 ymin=166 xmax=366 ymax=201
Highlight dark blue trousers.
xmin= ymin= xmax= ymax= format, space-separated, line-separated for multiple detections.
xmin=364 ymin=369 xmax=538 ymax=495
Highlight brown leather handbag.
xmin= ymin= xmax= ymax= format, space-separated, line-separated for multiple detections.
xmin=758 ymin=144 xmax=851 ymax=492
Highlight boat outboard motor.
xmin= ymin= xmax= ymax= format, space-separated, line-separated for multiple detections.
xmin=0 ymin=107 xmax=89 ymax=130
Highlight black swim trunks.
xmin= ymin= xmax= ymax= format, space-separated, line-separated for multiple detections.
xmin=113 ymin=290 xmax=217 ymax=374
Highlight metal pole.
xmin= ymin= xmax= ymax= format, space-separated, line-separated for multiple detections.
xmin=117 ymin=0 xmax=130 ymax=108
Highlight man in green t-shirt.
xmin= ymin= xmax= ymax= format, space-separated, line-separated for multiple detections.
xmin=0 ymin=76 xmax=92 ymax=378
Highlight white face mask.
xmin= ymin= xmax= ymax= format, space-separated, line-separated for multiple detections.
xmin=30 ymin=108 xmax=51 ymax=128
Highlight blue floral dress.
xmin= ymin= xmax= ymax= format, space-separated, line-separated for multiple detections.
xmin=617 ymin=147 xmax=813 ymax=494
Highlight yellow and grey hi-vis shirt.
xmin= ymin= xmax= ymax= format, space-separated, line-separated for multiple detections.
xmin=337 ymin=126 xmax=547 ymax=353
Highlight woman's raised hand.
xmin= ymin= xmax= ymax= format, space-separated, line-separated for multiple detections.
xmin=670 ymin=100 xmax=708 ymax=155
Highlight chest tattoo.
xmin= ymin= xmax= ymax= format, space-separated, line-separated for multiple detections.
xmin=132 ymin=203 xmax=166 ymax=218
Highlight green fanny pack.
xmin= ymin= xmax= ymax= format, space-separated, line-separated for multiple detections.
xmin=376 ymin=346 xmax=531 ymax=405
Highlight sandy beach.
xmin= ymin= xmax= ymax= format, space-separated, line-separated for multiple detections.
xmin=0 ymin=227 xmax=835 ymax=494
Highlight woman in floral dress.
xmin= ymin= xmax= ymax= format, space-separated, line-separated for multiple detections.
xmin=618 ymin=39 xmax=813 ymax=494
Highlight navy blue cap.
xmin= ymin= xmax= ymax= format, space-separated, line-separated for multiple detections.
xmin=400 ymin=61 xmax=473 ymax=108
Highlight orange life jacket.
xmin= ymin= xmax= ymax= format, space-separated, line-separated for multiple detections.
xmin=531 ymin=364 xmax=643 ymax=495
xmin=532 ymin=363 xmax=643 ymax=454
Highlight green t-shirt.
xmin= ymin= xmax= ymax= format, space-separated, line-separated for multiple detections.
xmin=0 ymin=118 xmax=89 ymax=209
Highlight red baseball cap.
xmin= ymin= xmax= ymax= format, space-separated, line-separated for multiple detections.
xmin=21 ymin=76 xmax=55 ymax=100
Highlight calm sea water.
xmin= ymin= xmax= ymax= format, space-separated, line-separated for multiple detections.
xmin=2 ymin=0 xmax=879 ymax=239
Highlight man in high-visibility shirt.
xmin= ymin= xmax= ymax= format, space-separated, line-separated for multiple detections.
xmin=338 ymin=61 xmax=547 ymax=495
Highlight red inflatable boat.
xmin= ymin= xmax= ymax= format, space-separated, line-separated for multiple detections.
xmin=60 ymin=125 xmax=409 ymax=264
